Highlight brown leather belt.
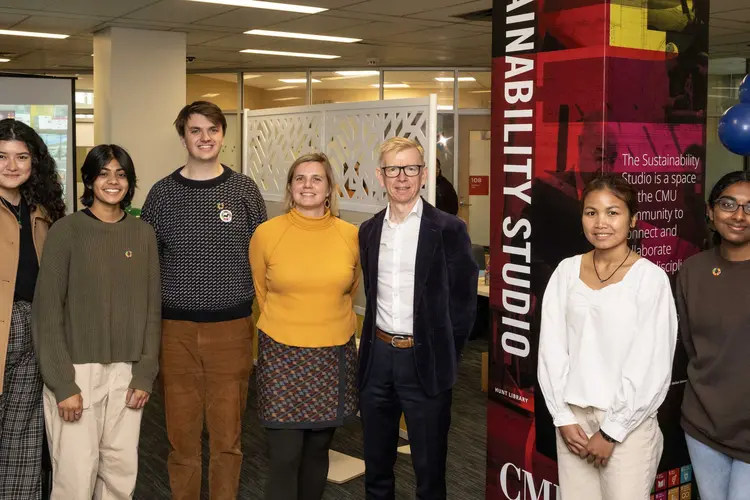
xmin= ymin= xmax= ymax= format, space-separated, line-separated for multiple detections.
xmin=376 ymin=328 xmax=415 ymax=349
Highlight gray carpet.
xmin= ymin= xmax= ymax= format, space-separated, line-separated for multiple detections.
xmin=135 ymin=339 xmax=488 ymax=499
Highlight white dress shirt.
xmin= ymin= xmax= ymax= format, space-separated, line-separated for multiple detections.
xmin=376 ymin=198 xmax=423 ymax=336
xmin=537 ymin=254 xmax=678 ymax=442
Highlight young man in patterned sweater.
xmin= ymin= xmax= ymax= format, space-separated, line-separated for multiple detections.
xmin=141 ymin=101 xmax=267 ymax=500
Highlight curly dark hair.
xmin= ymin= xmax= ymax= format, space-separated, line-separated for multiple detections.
xmin=0 ymin=119 xmax=66 ymax=222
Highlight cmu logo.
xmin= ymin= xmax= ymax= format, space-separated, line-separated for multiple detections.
xmin=500 ymin=463 xmax=561 ymax=500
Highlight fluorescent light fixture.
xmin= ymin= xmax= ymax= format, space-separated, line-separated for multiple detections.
xmin=274 ymin=97 xmax=301 ymax=101
xmin=336 ymin=71 xmax=379 ymax=76
xmin=243 ymin=74 xmax=261 ymax=80
xmin=279 ymin=78 xmax=320 ymax=83
xmin=437 ymin=105 xmax=454 ymax=111
xmin=245 ymin=29 xmax=360 ymax=43
xmin=434 ymin=77 xmax=476 ymax=83
xmin=188 ymin=0 xmax=326 ymax=14
xmin=0 ymin=58 xmax=9 ymax=63
xmin=0 ymin=29 xmax=69 ymax=39
xmin=76 ymin=114 xmax=94 ymax=119
xmin=371 ymin=83 xmax=410 ymax=89
xmin=267 ymin=85 xmax=298 ymax=91
xmin=240 ymin=49 xmax=339 ymax=59
xmin=202 ymin=93 xmax=221 ymax=98
xmin=470 ymin=90 xmax=491 ymax=94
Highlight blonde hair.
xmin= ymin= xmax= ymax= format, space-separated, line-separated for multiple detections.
xmin=283 ymin=152 xmax=340 ymax=216
xmin=378 ymin=137 xmax=424 ymax=167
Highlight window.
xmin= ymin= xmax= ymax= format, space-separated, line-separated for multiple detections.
xmin=311 ymin=71 xmax=379 ymax=104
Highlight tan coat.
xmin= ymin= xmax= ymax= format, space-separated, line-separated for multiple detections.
xmin=0 ymin=202 xmax=51 ymax=394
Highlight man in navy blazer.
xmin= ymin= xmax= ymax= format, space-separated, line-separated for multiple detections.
xmin=358 ymin=137 xmax=478 ymax=500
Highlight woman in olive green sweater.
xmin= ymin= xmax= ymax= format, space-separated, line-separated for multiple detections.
xmin=32 ymin=145 xmax=160 ymax=499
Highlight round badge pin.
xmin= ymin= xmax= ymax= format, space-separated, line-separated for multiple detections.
xmin=712 ymin=267 xmax=721 ymax=276
xmin=220 ymin=209 xmax=233 ymax=223
xmin=125 ymin=250 xmax=133 ymax=259
xmin=217 ymin=202 xmax=225 ymax=210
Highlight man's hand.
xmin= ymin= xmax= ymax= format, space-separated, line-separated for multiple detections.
xmin=586 ymin=431 xmax=616 ymax=468
xmin=126 ymin=388 xmax=150 ymax=409
xmin=58 ymin=394 xmax=83 ymax=422
xmin=559 ymin=424 xmax=590 ymax=458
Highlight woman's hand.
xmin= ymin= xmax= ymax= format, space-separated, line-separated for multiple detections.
xmin=58 ymin=393 xmax=83 ymax=422
xmin=559 ymin=424 xmax=590 ymax=458
xmin=586 ymin=431 xmax=615 ymax=468
xmin=126 ymin=389 xmax=150 ymax=410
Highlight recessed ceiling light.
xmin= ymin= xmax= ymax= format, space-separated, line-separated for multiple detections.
xmin=437 ymin=105 xmax=454 ymax=111
xmin=371 ymin=83 xmax=410 ymax=89
xmin=274 ymin=97 xmax=302 ymax=101
xmin=267 ymin=85 xmax=299 ymax=91
xmin=335 ymin=71 xmax=379 ymax=76
xmin=240 ymin=49 xmax=339 ymax=59
xmin=202 ymin=93 xmax=221 ymax=97
xmin=245 ymin=29 xmax=361 ymax=43
xmin=279 ymin=78 xmax=320 ymax=83
xmin=0 ymin=29 xmax=68 ymax=39
xmin=0 ymin=58 xmax=10 ymax=63
xmin=188 ymin=0 xmax=326 ymax=14
xmin=434 ymin=77 xmax=476 ymax=82
xmin=243 ymin=74 xmax=261 ymax=79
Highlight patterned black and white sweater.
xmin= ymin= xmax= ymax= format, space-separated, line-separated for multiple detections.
xmin=141 ymin=166 xmax=267 ymax=322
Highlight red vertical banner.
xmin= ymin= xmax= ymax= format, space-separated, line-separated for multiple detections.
xmin=488 ymin=1 xmax=708 ymax=498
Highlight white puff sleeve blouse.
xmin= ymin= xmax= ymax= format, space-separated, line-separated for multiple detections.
xmin=537 ymin=254 xmax=678 ymax=442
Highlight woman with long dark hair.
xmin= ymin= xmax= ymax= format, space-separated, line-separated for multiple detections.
xmin=0 ymin=118 xmax=65 ymax=498
xmin=538 ymin=174 xmax=678 ymax=499
xmin=677 ymin=171 xmax=750 ymax=500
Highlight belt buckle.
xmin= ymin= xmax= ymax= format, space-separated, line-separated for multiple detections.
xmin=391 ymin=335 xmax=406 ymax=347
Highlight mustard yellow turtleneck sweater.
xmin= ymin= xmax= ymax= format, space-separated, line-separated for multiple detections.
xmin=249 ymin=209 xmax=360 ymax=348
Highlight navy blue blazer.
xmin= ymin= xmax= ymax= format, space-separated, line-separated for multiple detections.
xmin=357 ymin=200 xmax=479 ymax=397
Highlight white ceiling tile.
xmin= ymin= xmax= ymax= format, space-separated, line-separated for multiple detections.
xmin=0 ymin=1 xmax=47 ymax=9
xmin=324 ymin=10 xmax=446 ymax=27
xmin=123 ymin=0 xmax=237 ymax=24
xmin=39 ymin=0 xmax=158 ymax=18
xmin=10 ymin=15 xmax=106 ymax=35
xmin=338 ymin=0 xmax=468 ymax=17
xmin=262 ymin=13 xmax=369 ymax=32
xmin=381 ymin=26 xmax=484 ymax=45
xmin=194 ymin=8 xmax=303 ymax=30
xmin=407 ymin=0 xmax=492 ymax=22
xmin=185 ymin=29 xmax=233 ymax=45
xmin=0 ymin=14 xmax=28 ymax=29
xmin=327 ymin=21 xmax=436 ymax=39
xmin=712 ymin=9 xmax=750 ymax=23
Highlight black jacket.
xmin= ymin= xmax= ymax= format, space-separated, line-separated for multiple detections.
xmin=357 ymin=200 xmax=478 ymax=396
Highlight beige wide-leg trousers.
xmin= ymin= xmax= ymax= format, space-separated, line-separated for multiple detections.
xmin=556 ymin=405 xmax=663 ymax=500
xmin=43 ymin=362 xmax=143 ymax=500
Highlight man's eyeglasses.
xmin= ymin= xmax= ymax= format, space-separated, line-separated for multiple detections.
xmin=381 ymin=165 xmax=424 ymax=178
xmin=715 ymin=197 xmax=750 ymax=215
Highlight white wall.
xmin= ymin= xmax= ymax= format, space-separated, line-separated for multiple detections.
xmin=94 ymin=28 xmax=186 ymax=208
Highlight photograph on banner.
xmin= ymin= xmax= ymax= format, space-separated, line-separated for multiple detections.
xmin=487 ymin=0 xmax=708 ymax=498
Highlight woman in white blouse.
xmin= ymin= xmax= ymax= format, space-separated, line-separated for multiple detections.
xmin=538 ymin=174 xmax=678 ymax=500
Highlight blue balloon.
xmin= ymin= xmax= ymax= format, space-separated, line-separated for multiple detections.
xmin=718 ymin=102 xmax=750 ymax=156
xmin=740 ymin=75 xmax=750 ymax=104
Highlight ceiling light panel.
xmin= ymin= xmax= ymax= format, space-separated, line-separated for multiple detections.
xmin=245 ymin=29 xmax=361 ymax=43
xmin=240 ymin=49 xmax=339 ymax=59
xmin=188 ymin=0 xmax=326 ymax=14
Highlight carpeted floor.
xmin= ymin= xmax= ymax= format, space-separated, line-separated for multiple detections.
xmin=135 ymin=339 xmax=488 ymax=499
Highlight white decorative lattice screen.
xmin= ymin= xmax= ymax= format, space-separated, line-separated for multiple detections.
xmin=243 ymin=96 xmax=437 ymax=214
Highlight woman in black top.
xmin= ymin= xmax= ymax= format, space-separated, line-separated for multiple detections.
xmin=677 ymin=171 xmax=750 ymax=500
xmin=0 ymin=118 xmax=65 ymax=498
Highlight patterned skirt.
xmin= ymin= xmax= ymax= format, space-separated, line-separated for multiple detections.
xmin=257 ymin=330 xmax=358 ymax=429
xmin=0 ymin=301 xmax=43 ymax=500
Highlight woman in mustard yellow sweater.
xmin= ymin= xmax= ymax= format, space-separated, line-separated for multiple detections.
xmin=249 ymin=152 xmax=359 ymax=500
